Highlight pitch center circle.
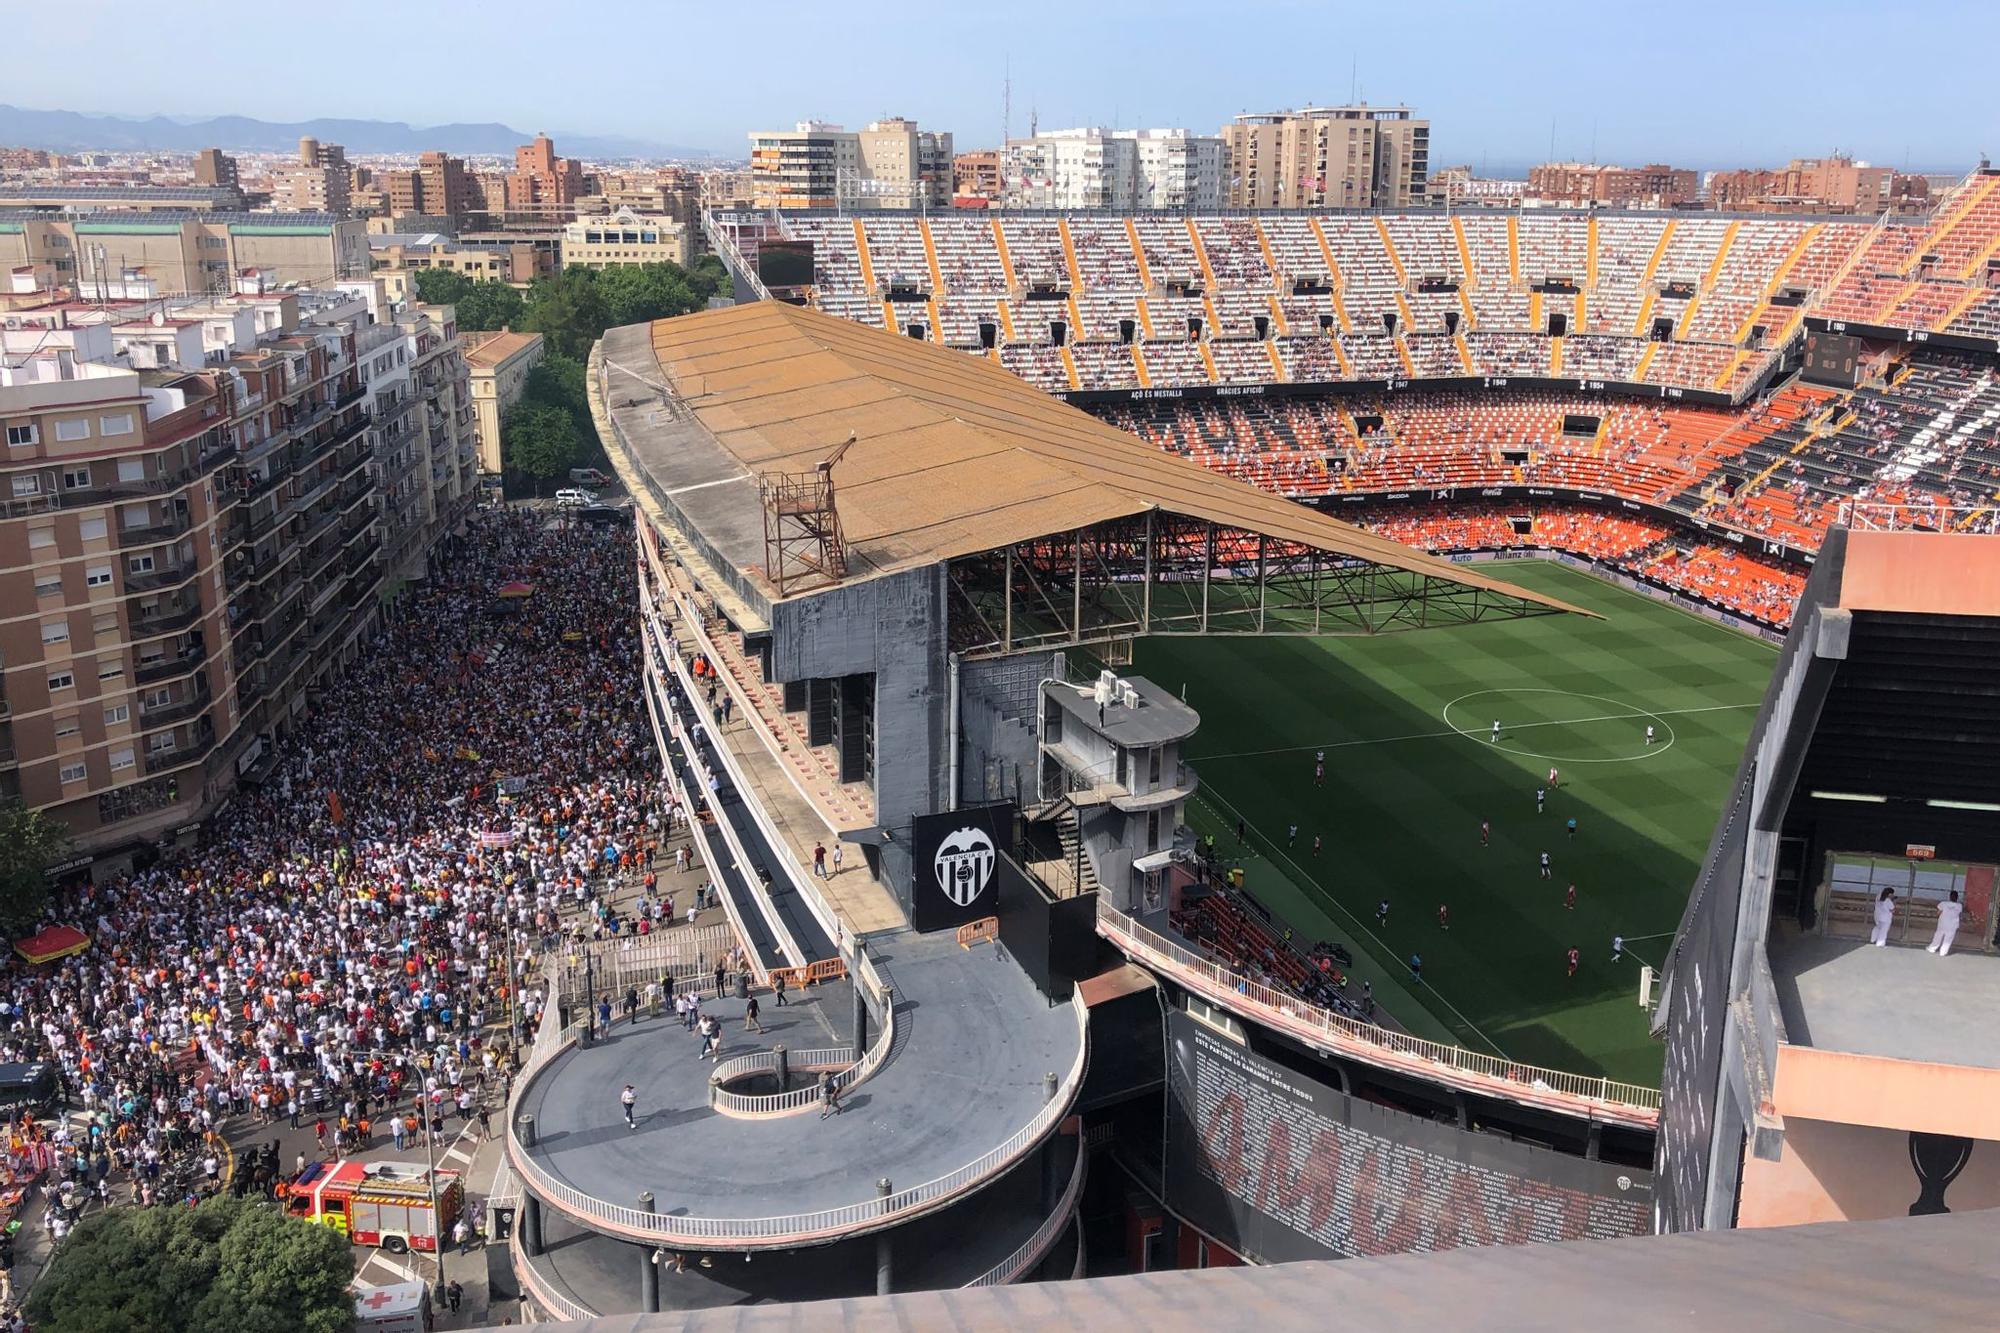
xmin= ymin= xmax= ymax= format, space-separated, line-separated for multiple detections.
xmin=1441 ymin=687 xmax=1676 ymax=763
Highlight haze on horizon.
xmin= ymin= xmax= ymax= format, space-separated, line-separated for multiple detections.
xmin=10 ymin=0 xmax=1995 ymax=172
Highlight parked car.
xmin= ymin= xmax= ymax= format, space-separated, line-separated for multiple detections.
xmin=553 ymin=488 xmax=597 ymax=507
xmin=568 ymin=467 xmax=613 ymax=487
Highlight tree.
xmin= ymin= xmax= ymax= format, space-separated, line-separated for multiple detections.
xmin=690 ymin=253 xmax=731 ymax=303
xmin=522 ymin=353 xmax=588 ymax=422
xmin=521 ymin=268 xmax=610 ymax=361
xmin=409 ymin=268 xmax=473 ymax=307
xmin=453 ymin=279 xmax=526 ymax=332
xmin=0 ymin=804 xmax=69 ymax=936
xmin=26 ymin=1194 xmax=351 ymax=1333
xmin=594 ymin=262 xmax=700 ymax=328
xmin=503 ymin=401 xmax=581 ymax=493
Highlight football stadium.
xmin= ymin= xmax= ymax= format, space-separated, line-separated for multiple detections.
xmin=480 ymin=164 xmax=2000 ymax=1318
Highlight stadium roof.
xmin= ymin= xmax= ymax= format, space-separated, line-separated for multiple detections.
xmin=479 ymin=1207 xmax=1997 ymax=1332
xmin=634 ymin=301 xmax=1582 ymax=613
xmin=1836 ymin=530 xmax=2000 ymax=616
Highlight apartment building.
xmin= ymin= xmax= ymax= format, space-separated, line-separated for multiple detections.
xmin=505 ymin=134 xmax=587 ymax=220
xmin=367 ymin=232 xmax=540 ymax=286
xmin=1221 ymin=105 xmax=1431 ymax=209
xmin=1527 ymin=161 xmax=1698 ymax=208
xmin=1709 ymin=156 xmax=1930 ymax=215
xmin=270 ymin=137 xmax=353 ymax=219
xmin=747 ymin=119 xmax=951 ymax=210
xmin=462 ymin=329 xmax=544 ymax=476
xmin=191 ymin=148 xmax=239 ymax=192
xmin=999 ymin=128 xmax=1226 ymax=210
xmin=581 ymin=169 xmax=703 ymax=236
xmin=0 ymin=283 xmax=478 ymax=874
xmin=557 ymin=208 xmax=690 ymax=270
xmin=952 ymin=150 xmax=1001 ymax=202
xmin=0 ymin=211 xmax=369 ymax=298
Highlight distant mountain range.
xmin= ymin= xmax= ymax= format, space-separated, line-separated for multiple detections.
xmin=0 ymin=105 xmax=717 ymax=161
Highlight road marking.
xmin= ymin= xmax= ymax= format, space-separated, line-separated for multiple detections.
xmin=443 ymin=1144 xmax=474 ymax=1165
xmin=1193 ymin=700 xmax=1758 ymax=763
xmin=360 ymin=1251 xmax=420 ymax=1284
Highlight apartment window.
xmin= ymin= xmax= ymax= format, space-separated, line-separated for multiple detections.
xmin=79 ymin=516 xmax=107 ymax=541
xmin=62 ymin=467 xmax=91 ymax=490
xmin=54 ymin=419 xmax=89 ymax=443
xmin=5 ymin=424 xmax=36 ymax=447
xmin=48 ymin=671 xmax=74 ymax=692
xmin=128 ymin=554 xmax=155 ymax=575
xmin=85 ymin=565 xmax=113 ymax=589
xmin=59 ymin=762 xmax=87 ymax=785
xmin=40 ymin=620 xmax=69 ymax=645
xmin=53 ymin=715 xmax=80 ymax=739
xmin=98 ymin=659 xmax=124 ymax=681
xmin=104 ymin=703 xmax=130 ymax=727
xmin=109 ymin=747 xmax=135 ymax=772
xmin=143 ymin=687 xmax=171 ymax=710
xmin=147 ymin=732 xmax=175 ymax=754
xmin=93 ymin=612 xmax=117 ymax=636
xmin=116 ymin=457 xmax=146 ymax=484
xmin=34 ymin=572 xmax=61 ymax=598
xmin=10 ymin=474 xmax=39 ymax=499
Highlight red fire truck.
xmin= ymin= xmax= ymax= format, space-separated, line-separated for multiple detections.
xmin=278 ymin=1159 xmax=463 ymax=1254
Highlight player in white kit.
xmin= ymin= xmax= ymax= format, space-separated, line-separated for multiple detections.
xmin=1927 ymin=890 xmax=1964 ymax=955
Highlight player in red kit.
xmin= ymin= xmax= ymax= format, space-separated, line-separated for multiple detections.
xmin=1480 ymin=819 xmax=1490 ymax=846
xmin=1565 ymin=883 xmax=1576 ymax=911
xmin=1437 ymin=903 xmax=1449 ymax=931
xmin=1566 ymin=946 xmax=1580 ymax=977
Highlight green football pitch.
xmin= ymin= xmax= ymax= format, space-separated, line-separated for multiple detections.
xmin=1129 ymin=559 xmax=1778 ymax=1087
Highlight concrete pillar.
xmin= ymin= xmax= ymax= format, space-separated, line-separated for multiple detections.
xmin=1044 ymin=1071 xmax=1058 ymax=1102
xmin=634 ymin=1191 xmax=659 ymax=1309
xmin=519 ymin=1114 xmax=536 ymax=1148
xmin=521 ymin=1195 xmax=543 ymax=1257
xmin=1040 ymin=1137 xmax=1062 ymax=1213
xmin=875 ymin=1178 xmax=894 ymax=1296
xmin=773 ymin=1044 xmax=789 ymax=1093
xmin=851 ymin=978 xmax=869 ymax=1061
xmin=1585 ymin=1121 xmax=1603 ymax=1162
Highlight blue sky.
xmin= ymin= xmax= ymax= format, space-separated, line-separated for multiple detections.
xmin=11 ymin=0 xmax=1997 ymax=169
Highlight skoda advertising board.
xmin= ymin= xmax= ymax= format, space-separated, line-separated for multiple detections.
xmin=910 ymin=802 xmax=1015 ymax=932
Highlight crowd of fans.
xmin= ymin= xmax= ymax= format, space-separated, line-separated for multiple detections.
xmin=1359 ymin=504 xmax=1805 ymax=629
xmin=0 ymin=510 xmax=670 ymax=1274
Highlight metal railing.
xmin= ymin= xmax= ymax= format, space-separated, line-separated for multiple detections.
xmin=1097 ymin=899 xmax=1661 ymax=1120
xmin=506 ymin=992 xmax=1089 ymax=1245
xmin=510 ymin=1231 xmax=597 ymax=1322
xmin=967 ymin=1126 xmax=1086 ymax=1287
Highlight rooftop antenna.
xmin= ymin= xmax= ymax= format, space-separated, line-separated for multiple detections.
xmin=1003 ymin=56 xmax=1011 ymax=145
xmin=1590 ymin=118 xmax=1598 ymax=165
xmin=1350 ymin=55 xmax=1357 ymax=105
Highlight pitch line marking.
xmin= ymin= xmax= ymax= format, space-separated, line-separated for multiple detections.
xmin=1192 ymin=700 xmax=1759 ymax=763
xmin=1442 ymin=688 xmax=1679 ymax=764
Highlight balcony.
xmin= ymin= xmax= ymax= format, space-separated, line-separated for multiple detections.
xmin=139 ymin=690 xmax=212 ymax=730
xmin=117 ymin=511 xmax=192 ymax=548
xmin=144 ymin=725 xmax=216 ymax=776
xmin=134 ymin=640 xmax=208 ymax=685
xmin=128 ymin=602 xmax=203 ymax=639
xmin=124 ymin=563 xmax=196 ymax=595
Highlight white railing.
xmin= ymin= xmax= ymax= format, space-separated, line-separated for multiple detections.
xmin=644 ymin=553 xmax=849 ymax=950
xmin=506 ymin=993 xmax=1088 ymax=1245
xmin=967 ymin=1127 xmax=1086 ymax=1287
xmin=708 ymin=945 xmax=896 ymax=1116
xmin=1097 ymin=899 xmax=1660 ymax=1121
xmin=642 ymin=651 xmax=800 ymax=976
xmin=556 ymin=926 xmax=740 ymax=1001
xmin=643 ymin=610 xmax=808 ymax=963
xmin=511 ymin=1229 xmax=597 ymax=1322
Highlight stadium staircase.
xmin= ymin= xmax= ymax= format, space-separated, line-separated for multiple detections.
xmin=1054 ymin=809 xmax=1102 ymax=897
xmin=1126 ymin=217 xmax=1154 ymax=289
xmin=1060 ymin=345 xmax=1082 ymax=391
xmin=1308 ymin=218 xmax=1354 ymax=333
xmin=1131 ymin=343 xmax=1151 ymax=388
xmin=1736 ymin=222 xmax=1820 ymax=343
xmin=1899 ymin=172 xmax=2000 ymax=276
xmin=1506 ymin=215 xmax=1522 ymax=284
xmin=1549 ymin=333 xmax=1564 ymax=375
xmin=1452 ymin=218 xmax=1479 ymax=330
xmin=1528 ymin=289 xmax=1544 ymax=332
xmin=1188 ymin=217 xmax=1219 ymax=291
xmin=1678 ymin=220 xmax=1740 ymax=339
xmin=1633 ymin=343 xmax=1661 ymax=381
xmin=922 ymin=223 xmax=946 ymax=294
xmin=851 ymin=219 xmax=893 ymax=329
xmin=1058 ymin=219 xmax=1085 ymax=292
xmin=1454 ymin=334 xmax=1476 ymax=375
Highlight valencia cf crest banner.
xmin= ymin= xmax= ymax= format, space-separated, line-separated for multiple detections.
xmin=909 ymin=802 xmax=1016 ymax=932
